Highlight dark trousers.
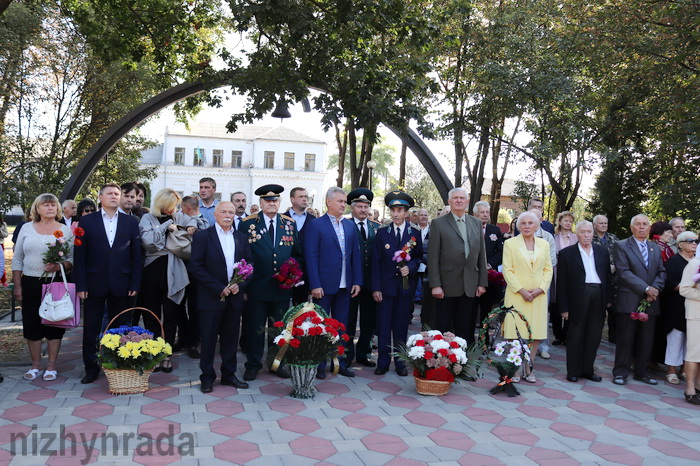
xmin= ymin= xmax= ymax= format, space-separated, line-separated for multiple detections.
xmin=243 ymin=299 xmax=288 ymax=372
xmin=347 ymin=289 xmax=376 ymax=363
xmin=607 ymin=305 xmax=617 ymax=343
xmin=566 ymin=284 xmax=605 ymax=376
xmin=315 ymin=288 xmax=350 ymax=370
xmin=140 ymin=263 xmax=180 ymax=346
xmin=613 ymin=312 xmax=657 ymax=378
xmin=199 ymin=304 xmax=242 ymax=383
xmin=420 ymin=277 xmax=435 ymax=331
xmin=83 ymin=295 xmax=132 ymax=376
xmin=177 ymin=282 xmax=200 ymax=348
xmin=550 ymin=302 xmax=569 ymax=342
xmin=291 ymin=283 xmax=310 ymax=306
xmin=435 ymin=294 xmax=477 ymax=345
xmin=376 ymin=295 xmax=410 ymax=370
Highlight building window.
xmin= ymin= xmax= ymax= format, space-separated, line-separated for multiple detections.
xmin=174 ymin=147 xmax=185 ymax=165
xmin=193 ymin=148 xmax=204 ymax=166
xmin=212 ymin=149 xmax=223 ymax=167
xmin=264 ymin=151 xmax=275 ymax=169
xmin=231 ymin=150 xmax=242 ymax=168
xmin=305 ymin=153 xmax=316 ymax=171
xmin=284 ymin=152 xmax=295 ymax=170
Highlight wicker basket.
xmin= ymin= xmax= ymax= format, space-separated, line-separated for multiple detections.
xmin=103 ymin=368 xmax=155 ymax=395
xmin=414 ymin=376 xmax=452 ymax=396
xmin=101 ymin=307 xmax=164 ymax=395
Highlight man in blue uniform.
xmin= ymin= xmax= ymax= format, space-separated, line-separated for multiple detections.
xmin=372 ymin=191 xmax=423 ymax=376
xmin=239 ymin=184 xmax=302 ymax=381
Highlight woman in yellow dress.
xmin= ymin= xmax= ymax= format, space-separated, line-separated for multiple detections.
xmin=502 ymin=211 xmax=553 ymax=383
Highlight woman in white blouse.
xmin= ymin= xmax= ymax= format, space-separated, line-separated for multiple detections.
xmin=12 ymin=194 xmax=73 ymax=382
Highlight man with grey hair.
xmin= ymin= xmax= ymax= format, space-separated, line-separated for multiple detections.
xmin=592 ymin=214 xmax=620 ymax=343
xmin=557 ymin=220 xmax=611 ymax=382
xmin=61 ymin=199 xmax=77 ymax=228
xmin=428 ymin=187 xmax=487 ymax=344
xmin=473 ymin=201 xmax=504 ymax=325
xmin=612 ymin=214 xmax=666 ymax=385
xmin=669 ymin=217 xmax=686 ymax=254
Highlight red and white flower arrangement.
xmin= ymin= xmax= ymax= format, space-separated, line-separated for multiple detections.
xmin=396 ymin=330 xmax=480 ymax=382
xmin=220 ymin=259 xmax=254 ymax=301
xmin=273 ymin=257 xmax=303 ymax=290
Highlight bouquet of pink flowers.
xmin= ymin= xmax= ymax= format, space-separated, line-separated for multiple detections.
xmin=392 ymin=236 xmax=417 ymax=290
xmin=220 ymin=259 xmax=254 ymax=301
xmin=631 ymin=299 xmax=650 ymax=322
xmin=396 ymin=330 xmax=481 ymax=382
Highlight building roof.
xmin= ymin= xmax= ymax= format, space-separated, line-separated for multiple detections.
xmin=166 ymin=123 xmax=325 ymax=144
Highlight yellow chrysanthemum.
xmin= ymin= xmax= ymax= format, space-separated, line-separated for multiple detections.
xmin=117 ymin=346 xmax=131 ymax=359
xmin=131 ymin=349 xmax=141 ymax=358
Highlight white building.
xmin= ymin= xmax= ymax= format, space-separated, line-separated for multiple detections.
xmin=140 ymin=123 xmax=327 ymax=211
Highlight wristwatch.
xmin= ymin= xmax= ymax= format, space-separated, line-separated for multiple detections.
xmin=645 ymin=286 xmax=650 ymax=292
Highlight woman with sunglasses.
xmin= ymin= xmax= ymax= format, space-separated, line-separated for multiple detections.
xmin=664 ymin=231 xmax=699 ymax=386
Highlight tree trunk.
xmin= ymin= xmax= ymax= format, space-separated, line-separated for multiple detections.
xmin=348 ymin=119 xmax=360 ymax=188
xmin=398 ymin=142 xmax=407 ymax=188
xmin=334 ymin=121 xmax=347 ymax=187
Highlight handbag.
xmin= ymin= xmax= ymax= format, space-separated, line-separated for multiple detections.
xmin=166 ymin=226 xmax=192 ymax=260
xmin=38 ymin=263 xmax=76 ymax=322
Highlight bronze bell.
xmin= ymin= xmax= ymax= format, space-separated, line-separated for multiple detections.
xmin=271 ymin=100 xmax=291 ymax=120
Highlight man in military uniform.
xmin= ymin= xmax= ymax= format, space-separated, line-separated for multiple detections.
xmin=592 ymin=214 xmax=619 ymax=343
xmin=239 ymin=184 xmax=302 ymax=381
xmin=346 ymin=188 xmax=379 ymax=367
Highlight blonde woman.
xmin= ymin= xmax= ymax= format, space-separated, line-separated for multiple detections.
xmin=139 ymin=188 xmax=197 ymax=372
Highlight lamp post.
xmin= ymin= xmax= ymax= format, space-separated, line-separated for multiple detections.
xmin=366 ymin=160 xmax=377 ymax=190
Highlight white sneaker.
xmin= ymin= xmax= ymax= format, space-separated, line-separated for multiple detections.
xmin=539 ymin=351 xmax=551 ymax=359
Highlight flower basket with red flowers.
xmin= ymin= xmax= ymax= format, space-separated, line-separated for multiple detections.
xmin=269 ymin=302 xmax=348 ymax=398
xmin=273 ymin=258 xmax=303 ymax=290
xmin=395 ymin=330 xmax=483 ymax=396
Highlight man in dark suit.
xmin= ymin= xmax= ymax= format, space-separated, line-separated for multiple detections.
xmin=557 ymin=220 xmax=611 ymax=382
xmin=189 ymin=202 xmax=251 ymax=392
xmin=428 ymin=187 xmax=488 ymax=344
xmin=473 ymin=200 xmax=504 ymax=326
xmin=239 ymin=185 xmax=302 ymax=381
xmin=285 ymin=187 xmax=315 ymax=305
xmin=230 ymin=192 xmax=247 ymax=231
xmin=612 ymin=214 xmax=666 ymax=385
xmin=74 ymin=183 xmax=142 ymax=384
xmin=372 ymin=191 xmax=423 ymax=375
xmin=514 ymin=198 xmax=555 ymax=236
xmin=305 ymin=187 xmax=363 ymax=378
xmin=346 ymin=188 xmax=379 ymax=367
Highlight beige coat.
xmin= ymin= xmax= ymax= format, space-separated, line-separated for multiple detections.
xmin=680 ymin=257 xmax=700 ymax=320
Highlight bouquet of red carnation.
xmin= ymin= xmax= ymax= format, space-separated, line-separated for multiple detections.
xmin=487 ymin=269 xmax=506 ymax=287
xmin=273 ymin=258 xmax=303 ymax=290
xmin=42 ymin=228 xmax=85 ymax=277
xmin=631 ymin=299 xmax=650 ymax=322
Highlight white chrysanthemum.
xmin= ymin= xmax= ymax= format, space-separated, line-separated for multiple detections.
xmin=408 ymin=346 xmax=426 ymax=359
xmin=430 ymin=340 xmax=450 ymax=351
xmin=494 ymin=346 xmax=505 ymax=356
xmin=453 ymin=348 xmax=467 ymax=364
xmin=453 ymin=336 xmax=467 ymax=348
xmin=426 ymin=330 xmax=443 ymax=337
xmin=407 ymin=334 xmax=424 ymax=346
xmin=300 ymin=321 xmax=314 ymax=333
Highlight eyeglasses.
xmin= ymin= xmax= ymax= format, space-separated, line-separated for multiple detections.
xmin=681 ymin=239 xmax=699 ymax=244
xmin=83 ymin=209 xmax=96 ymax=213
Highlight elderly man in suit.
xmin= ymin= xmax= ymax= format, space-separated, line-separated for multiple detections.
xmin=239 ymin=185 xmax=302 ymax=381
xmin=189 ymin=202 xmax=252 ymax=392
xmin=372 ymin=191 xmax=423 ymax=375
xmin=285 ymin=187 xmax=315 ymax=305
xmin=346 ymin=188 xmax=380 ymax=367
xmin=557 ymin=220 xmax=611 ymax=383
xmin=428 ymin=187 xmax=488 ymax=344
xmin=473 ymin=200 xmax=504 ymax=326
xmin=305 ymin=186 xmax=363 ymax=378
xmin=612 ymin=214 xmax=666 ymax=385
xmin=74 ymin=183 xmax=142 ymax=384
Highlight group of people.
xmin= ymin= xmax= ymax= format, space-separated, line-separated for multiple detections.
xmin=8 ymin=179 xmax=700 ymax=403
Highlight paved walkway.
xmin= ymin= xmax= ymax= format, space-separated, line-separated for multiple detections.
xmin=0 ymin=311 xmax=699 ymax=465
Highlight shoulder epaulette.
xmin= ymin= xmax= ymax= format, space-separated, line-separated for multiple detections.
xmin=242 ymin=213 xmax=258 ymax=222
xmin=280 ymin=214 xmax=293 ymax=222
xmin=369 ymin=220 xmax=380 ymax=227
xmin=378 ymin=224 xmax=391 ymax=230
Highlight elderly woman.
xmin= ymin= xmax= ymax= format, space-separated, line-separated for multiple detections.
xmin=664 ymin=232 xmax=699 ymax=385
xmin=11 ymin=194 xmax=73 ymax=381
xmin=679 ymin=251 xmax=700 ymax=404
xmin=140 ymin=188 xmax=197 ymax=372
xmin=551 ymin=211 xmax=576 ymax=346
xmin=502 ymin=211 xmax=553 ymax=383
xmin=650 ymin=221 xmax=675 ymax=263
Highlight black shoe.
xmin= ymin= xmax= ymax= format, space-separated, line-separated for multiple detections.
xmin=396 ymin=367 xmax=408 ymax=377
xmin=685 ymin=393 xmax=700 ymax=405
xmin=81 ymin=372 xmax=99 ymax=384
xmin=187 ymin=347 xmax=200 ymax=359
xmin=566 ymin=375 xmax=579 ymax=382
xmin=243 ymin=369 xmax=258 ymax=381
xmin=357 ymin=358 xmax=377 ymax=368
xmin=633 ymin=375 xmax=658 ymax=385
xmin=374 ymin=367 xmax=388 ymax=375
xmin=274 ymin=366 xmax=291 ymax=379
xmin=338 ymin=367 xmax=356 ymax=378
xmin=221 ymin=376 xmax=249 ymax=389
xmin=316 ymin=368 xmax=326 ymax=379
xmin=552 ymin=339 xmax=565 ymax=346
xmin=581 ymin=373 xmax=603 ymax=382
xmin=612 ymin=376 xmax=627 ymax=385
xmin=161 ymin=359 xmax=173 ymax=373
xmin=200 ymin=381 xmax=213 ymax=393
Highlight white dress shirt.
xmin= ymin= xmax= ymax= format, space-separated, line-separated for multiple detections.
xmin=101 ymin=209 xmax=119 ymax=247
xmin=578 ymin=244 xmax=601 ymax=284
xmin=215 ymin=223 xmax=236 ymax=280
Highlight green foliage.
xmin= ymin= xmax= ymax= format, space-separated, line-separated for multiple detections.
xmin=327 ymin=141 xmax=396 ymax=195
xmin=402 ymin=164 xmax=444 ymax=214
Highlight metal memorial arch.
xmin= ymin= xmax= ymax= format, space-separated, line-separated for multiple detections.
xmin=60 ymin=81 xmax=453 ymax=203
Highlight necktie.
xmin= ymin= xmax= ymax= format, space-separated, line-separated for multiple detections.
xmin=640 ymin=241 xmax=648 ymax=267
xmin=457 ymin=218 xmax=470 ymax=258
xmin=268 ymin=219 xmax=275 ymax=243
xmin=359 ymin=221 xmax=367 ymax=241
xmin=395 ymin=226 xmax=401 ymax=242
xmin=236 ymin=216 xmax=242 ymax=230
